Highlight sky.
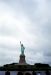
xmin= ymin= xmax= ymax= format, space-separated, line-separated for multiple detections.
xmin=0 ymin=0 xmax=51 ymax=66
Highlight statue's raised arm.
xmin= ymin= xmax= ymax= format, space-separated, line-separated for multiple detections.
xmin=20 ymin=41 xmax=25 ymax=55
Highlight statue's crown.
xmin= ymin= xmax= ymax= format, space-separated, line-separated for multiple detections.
xmin=21 ymin=44 xmax=23 ymax=46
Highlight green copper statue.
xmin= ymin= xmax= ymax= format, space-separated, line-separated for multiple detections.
xmin=20 ymin=41 xmax=25 ymax=55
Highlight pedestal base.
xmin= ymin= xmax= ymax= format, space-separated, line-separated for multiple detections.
xmin=19 ymin=54 xmax=26 ymax=64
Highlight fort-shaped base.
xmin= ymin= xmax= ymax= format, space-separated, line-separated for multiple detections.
xmin=19 ymin=54 xmax=26 ymax=64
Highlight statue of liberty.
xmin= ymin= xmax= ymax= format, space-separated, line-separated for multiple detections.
xmin=20 ymin=41 xmax=25 ymax=55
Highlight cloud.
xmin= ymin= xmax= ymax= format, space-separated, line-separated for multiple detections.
xmin=0 ymin=0 xmax=51 ymax=65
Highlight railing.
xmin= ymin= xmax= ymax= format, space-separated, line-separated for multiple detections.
xmin=0 ymin=71 xmax=51 ymax=75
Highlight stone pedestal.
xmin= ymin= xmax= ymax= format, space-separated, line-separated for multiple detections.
xmin=19 ymin=54 xmax=26 ymax=64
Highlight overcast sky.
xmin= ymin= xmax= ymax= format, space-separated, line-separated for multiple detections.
xmin=0 ymin=0 xmax=51 ymax=66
